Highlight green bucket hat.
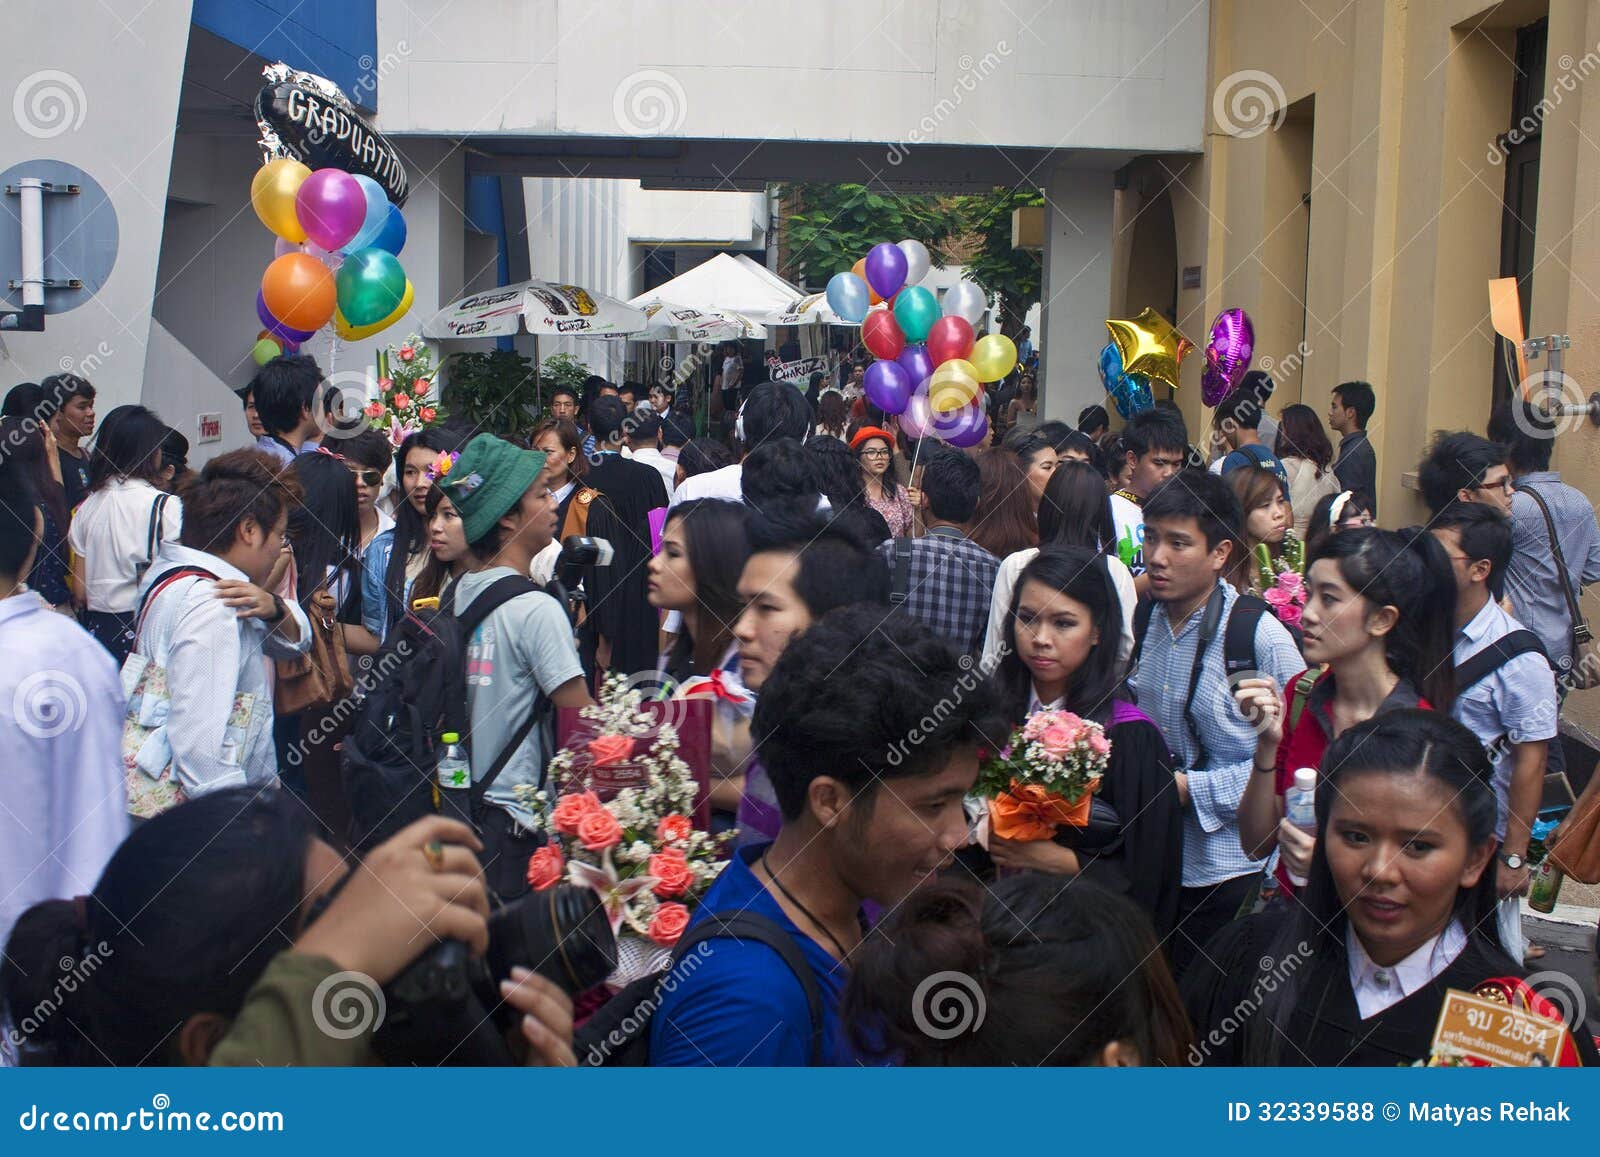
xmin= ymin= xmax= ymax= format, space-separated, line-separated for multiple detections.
xmin=436 ymin=434 xmax=548 ymax=544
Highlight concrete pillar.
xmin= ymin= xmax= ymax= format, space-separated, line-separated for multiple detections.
xmin=1037 ymin=167 xmax=1115 ymax=422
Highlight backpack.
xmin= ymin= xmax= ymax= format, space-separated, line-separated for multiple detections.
xmin=575 ymin=911 xmax=824 ymax=1067
xmin=340 ymin=574 xmax=552 ymax=851
xmin=1454 ymin=628 xmax=1549 ymax=754
xmin=1130 ymin=588 xmax=1271 ymax=770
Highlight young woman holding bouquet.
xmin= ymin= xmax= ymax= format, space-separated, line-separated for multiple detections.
xmin=1234 ymin=528 xmax=1458 ymax=896
xmin=1183 ymin=711 xmax=1597 ymax=1067
xmin=989 ymin=546 xmax=1185 ymax=936
xmin=1224 ymin=465 xmax=1300 ymax=598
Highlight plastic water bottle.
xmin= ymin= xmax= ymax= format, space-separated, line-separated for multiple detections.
xmin=1282 ymin=767 xmax=1317 ymax=887
xmin=436 ymin=732 xmax=472 ymax=825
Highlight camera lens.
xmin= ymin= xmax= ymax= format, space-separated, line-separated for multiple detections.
xmin=487 ymin=884 xmax=618 ymax=996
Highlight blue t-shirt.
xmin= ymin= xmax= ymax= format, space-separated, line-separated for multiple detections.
xmin=1220 ymin=442 xmax=1289 ymax=496
xmin=649 ymin=844 xmax=852 ymax=1066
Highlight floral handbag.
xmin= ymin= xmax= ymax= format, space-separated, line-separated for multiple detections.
xmin=119 ymin=567 xmax=261 ymax=818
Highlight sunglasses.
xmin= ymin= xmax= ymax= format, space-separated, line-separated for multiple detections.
xmin=350 ymin=468 xmax=384 ymax=488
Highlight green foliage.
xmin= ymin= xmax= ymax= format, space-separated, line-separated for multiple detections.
xmin=540 ymin=352 xmax=593 ymax=395
xmin=779 ymin=184 xmax=951 ymax=288
xmin=943 ymin=189 xmax=1045 ymax=333
xmin=443 ymin=348 xmax=540 ymax=435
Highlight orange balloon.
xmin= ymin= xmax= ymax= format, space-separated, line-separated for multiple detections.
xmin=852 ymin=257 xmax=884 ymax=306
xmin=261 ymin=253 xmax=336 ymax=332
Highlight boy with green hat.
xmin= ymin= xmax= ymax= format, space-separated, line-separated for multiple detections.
xmin=436 ymin=434 xmax=594 ymax=898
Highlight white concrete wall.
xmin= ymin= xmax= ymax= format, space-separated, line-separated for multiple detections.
xmin=1038 ymin=166 xmax=1116 ymax=421
xmin=521 ymin=176 xmax=631 ymax=378
xmin=0 ymin=0 xmax=193 ymax=414
xmin=625 ymin=186 xmax=765 ymax=246
xmin=376 ymin=0 xmax=1207 ymax=152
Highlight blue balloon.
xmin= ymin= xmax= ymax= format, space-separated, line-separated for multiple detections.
xmin=367 ymin=202 xmax=407 ymax=256
xmin=1097 ymin=341 xmax=1126 ymax=392
xmin=825 ymin=271 xmax=870 ymax=323
xmin=343 ymin=175 xmax=391 ymax=253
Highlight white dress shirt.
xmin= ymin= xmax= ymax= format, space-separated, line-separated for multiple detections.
xmin=669 ymin=462 xmax=744 ymax=508
xmin=132 ymin=542 xmax=311 ymax=796
xmin=1346 ymin=919 xmax=1467 ymax=1019
xmin=631 ymin=446 xmax=680 ymax=495
xmin=0 ymin=592 xmax=129 ymax=949
xmin=67 ymin=479 xmax=183 ymax=612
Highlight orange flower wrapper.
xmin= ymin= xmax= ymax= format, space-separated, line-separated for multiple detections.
xmin=989 ymin=778 xmax=1098 ymax=841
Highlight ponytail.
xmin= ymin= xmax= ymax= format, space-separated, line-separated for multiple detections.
xmin=0 ymin=898 xmax=96 ymax=1064
xmin=1307 ymin=527 xmax=1457 ymax=712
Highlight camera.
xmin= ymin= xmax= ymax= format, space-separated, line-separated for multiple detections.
xmin=548 ymin=535 xmax=613 ymax=629
xmin=374 ymin=883 xmax=618 ymax=1065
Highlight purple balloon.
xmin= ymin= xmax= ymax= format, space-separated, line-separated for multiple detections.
xmin=896 ymin=343 xmax=934 ymax=389
xmin=939 ymin=408 xmax=990 ymax=448
xmin=1204 ymin=308 xmax=1254 ymax=405
xmin=864 ymin=241 xmax=908 ymax=301
xmin=296 ymin=168 xmax=367 ymax=252
xmin=863 ymin=360 xmax=912 ymax=415
xmin=256 ymin=290 xmax=316 ymax=343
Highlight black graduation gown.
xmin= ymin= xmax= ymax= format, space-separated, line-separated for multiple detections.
xmin=580 ymin=453 xmax=668 ymax=680
xmin=1052 ymin=715 xmax=1185 ymax=939
xmin=1181 ymin=908 xmax=1600 ymax=1067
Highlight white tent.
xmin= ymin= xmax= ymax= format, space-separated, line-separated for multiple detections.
xmin=424 ymin=279 xmax=646 ymax=340
xmin=636 ymin=300 xmax=766 ymax=342
xmin=731 ymin=254 xmax=849 ymax=325
xmin=628 ymin=253 xmax=820 ymax=326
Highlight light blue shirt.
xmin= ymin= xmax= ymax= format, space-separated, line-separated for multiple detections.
xmin=0 ymin=592 xmax=128 ymax=950
xmin=1129 ymin=581 xmax=1303 ymax=887
xmin=1507 ymin=472 xmax=1600 ymax=672
xmin=1449 ymin=598 xmax=1558 ymax=839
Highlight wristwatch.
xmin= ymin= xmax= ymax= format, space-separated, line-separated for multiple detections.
xmin=1498 ymin=851 xmax=1526 ymax=870
xmin=265 ymin=595 xmax=287 ymax=625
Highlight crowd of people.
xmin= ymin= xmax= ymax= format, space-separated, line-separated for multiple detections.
xmin=1 ymin=350 xmax=1597 ymax=1070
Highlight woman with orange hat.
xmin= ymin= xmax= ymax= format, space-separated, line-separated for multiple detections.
xmin=850 ymin=426 xmax=914 ymax=538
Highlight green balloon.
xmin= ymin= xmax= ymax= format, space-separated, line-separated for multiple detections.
xmin=893 ymin=285 xmax=940 ymax=343
xmin=336 ymin=247 xmax=407 ymax=327
xmin=251 ymin=337 xmax=282 ymax=365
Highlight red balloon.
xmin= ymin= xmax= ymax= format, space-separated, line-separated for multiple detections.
xmin=926 ymin=315 xmax=975 ymax=366
xmin=862 ymin=309 xmax=906 ymax=361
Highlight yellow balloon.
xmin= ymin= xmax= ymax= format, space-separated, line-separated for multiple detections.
xmin=250 ymin=158 xmax=312 ymax=242
xmin=928 ymin=359 xmax=981 ymax=414
xmin=970 ymin=334 xmax=1018 ymax=382
xmin=1105 ymin=307 xmax=1194 ymax=391
xmin=335 ymin=279 xmax=414 ymax=341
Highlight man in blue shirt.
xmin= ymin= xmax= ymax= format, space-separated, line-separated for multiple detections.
xmin=1215 ymin=381 xmax=1288 ymax=498
xmin=1431 ymin=503 xmax=1556 ymax=963
xmin=1130 ymin=470 xmax=1302 ymax=976
xmin=249 ymin=355 xmax=324 ymax=466
xmin=650 ymin=604 xmax=1003 ymax=1065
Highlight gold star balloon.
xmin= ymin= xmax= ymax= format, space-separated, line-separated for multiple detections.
xmin=1106 ymin=308 xmax=1194 ymax=391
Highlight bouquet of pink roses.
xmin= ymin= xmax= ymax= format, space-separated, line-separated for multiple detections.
xmin=1261 ymin=569 xmax=1306 ymax=630
xmin=974 ymin=710 xmax=1110 ymax=841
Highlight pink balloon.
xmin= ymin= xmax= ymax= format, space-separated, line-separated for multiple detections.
xmin=295 ymin=169 xmax=367 ymax=252
xmin=926 ymin=315 xmax=975 ymax=366
xmin=899 ymin=390 xmax=933 ymax=439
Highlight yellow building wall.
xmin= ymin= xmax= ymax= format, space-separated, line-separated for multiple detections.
xmin=1115 ymin=0 xmax=1600 ymax=743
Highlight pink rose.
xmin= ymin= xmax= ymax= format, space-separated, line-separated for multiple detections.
xmin=394 ymin=392 xmax=411 ymax=410
xmin=1262 ymin=586 xmax=1290 ymax=608
xmin=577 ymin=807 xmax=623 ymax=851
xmin=1278 ymin=604 xmax=1304 ymax=629
xmin=648 ymin=902 xmax=691 ymax=947
xmin=1038 ymin=724 xmax=1076 ymax=760
xmin=648 ymin=849 xmax=695 ymax=897
xmin=1276 ymin=571 xmax=1304 ymax=596
xmin=364 ymin=402 xmax=384 ymax=419
xmin=419 ymin=406 xmax=437 ymax=423
xmin=1088 ymin=730 xmax=1110 ymax=758
xmin=656 ymin=814 xmax=692 ymax=844
xmin=378 ymin=377 xmax=394 ymax=391
xmin=551 ymin=790 xmax=602 ymax=836
xmin=398 ymin=346 xmax=415 ymax=362
xmin=525 ymin=844 xmax=565 ymax=891
xmin=414 ymin=379 xmax=430 ymax=397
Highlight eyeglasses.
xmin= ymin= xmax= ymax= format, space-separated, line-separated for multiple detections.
xmin=858 ymin=448 xmax=892 ymax=459
xmin=1473 ymin=478 xmax=1514 ymax=494
xmin=351 ymin=469 xmax=384 ymax=488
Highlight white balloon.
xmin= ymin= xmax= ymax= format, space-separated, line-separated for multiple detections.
xmin=898 ymin=239 xmax=931 ymax=288
xmin=942 ymin=281 xmax=987 ymax=327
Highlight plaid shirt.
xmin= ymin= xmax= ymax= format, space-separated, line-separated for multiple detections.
xmin=880 ymin=527 xmax=1000 ymax=657
xmin=1128 ymin=581 xmax=1303 ymax=887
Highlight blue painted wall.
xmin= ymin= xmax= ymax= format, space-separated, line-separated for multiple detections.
xmin=193 ymin=0 xmax=378 ymax=108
